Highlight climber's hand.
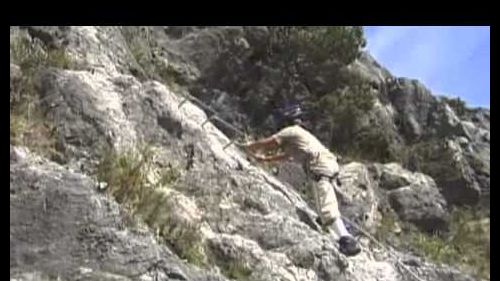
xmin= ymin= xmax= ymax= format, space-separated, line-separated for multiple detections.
xmin=251 ymin=154 xmax=267 ymax=162
xmin=236 ymin=142 xmax=248 ymax=149
xmin=238 ymin=142 xmax=254 ymax=154
xmin=243 ymin=150 xmax=265 ymax=161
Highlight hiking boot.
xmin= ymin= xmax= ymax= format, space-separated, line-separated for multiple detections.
xmin=339 ymin=236 xmax=361 ymax=256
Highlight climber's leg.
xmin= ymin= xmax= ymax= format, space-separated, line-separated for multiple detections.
xmin=312 ymin=177 xmax=361 ymax=256
xmin=312 ymin=177 xmax=340 ymax=226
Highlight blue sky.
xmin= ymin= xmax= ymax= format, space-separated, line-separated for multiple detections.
xmin=363 ymin=26 xmax=490 ymax=108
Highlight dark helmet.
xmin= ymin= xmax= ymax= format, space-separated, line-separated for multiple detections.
xmin=276 ymin=103 xmax=304 ymax=127
xmin=281 ymin=104 xmax=303 ymax=119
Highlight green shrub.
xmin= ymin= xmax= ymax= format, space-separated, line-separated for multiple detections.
xmin=97 ymin=146 xmax=153 ymax=206
xmin=262 ymin=27 xmax=401 ymax=164
xmin=409 ymin=232 xmax=458 ymax=265
xmin=410 ymin=207 xmax=489 ymax=280
xmin=335 ymin=124 xmax=399 ymax=164
xmin=312 ymin=78 xmax=379 ymax=162
xmin=46 ymin=48 xmax=74 ymax=69
xmin=162 ymin=221 xmax=206 ymax=267
xmin=10 ymin=73 xmax=61 ymax=162
xmin=96 ymin=145 xmax=184 ymax=211
xmin=10 ymin=112 xmax=61 ymax=161
xmin=10 ymin=36 xmax=73 ymax=161
xmin=400 ymin=140 xmax=463 ymax=181
xmin=156 ymin=63 xmax=186 ymax=87
xmin=11 ymin=36 xmax=74 ymax=73
xmin=11 ymin=37 xmax=47 ymax=74
xmin=375 ymin=207 xmax=489 ymax=280
xmin=321 ymin=83 xmax=374 ymax=131
xmin=266 ymin=26 xmax=366 ymax=65
xmin=374 ymin=210 xmax=400 ymax=242
xmin=96 ymin=145 xmax=207 ymax=266
xmin=121 ymin=27 xmax=185 ymax=87
xmin=220 ymin=261 xmax=253 ymax=280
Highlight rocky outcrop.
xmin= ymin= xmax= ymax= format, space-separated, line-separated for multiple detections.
xmin=373 ymin=163 xmax=449 ymax=232
xmin=10 ymin=26 xmax=483 ymax=281
xmin=336 ymin=163 xmax=380 ymax=232
xmin=10 ymin=146 xmax=227 ymax=281
xmin=29 ymin=62 xmax=386 ymax=280
xmin=10 ymin=64 xmax=22 ymax=105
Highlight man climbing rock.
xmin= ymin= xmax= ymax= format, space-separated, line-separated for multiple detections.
xmin=241 ymin=104 xmax=361 ymax=257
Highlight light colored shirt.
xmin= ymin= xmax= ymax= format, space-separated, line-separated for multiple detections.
xmin=271 ymin=125 xmax=339 ymax=176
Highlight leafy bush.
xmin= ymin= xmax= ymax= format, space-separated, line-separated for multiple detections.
xmin=96 ymin=145 xmax=184 ymax=209
xmin=11 ymin=37 xmax=47 ymax=74
xmin=374 ymin=210 xmax=400 ymax=242
xmin=261 ymin=27 xmax=403 ymax=164
xmin=10 ymin=111 xmax=61 ymax=161
xmin=400 ymin=140 xmax=463 ymax=181
xmin=121 ymin=27 xmax=186 ymax=87
xmin=409 ymin=208 xmax=489 ymax=280
xmin=162 ymin=221 xmax=205 ymax=266
xmin=11 ymin=36 xmax=74 ymax=110
xmin=11 ymin=36 xmax=74 ymax=73
xmin=220 ymin=261 xmax=252 ymax=280
xmin=375 ymin=207 xmax=489 ymax=280
xmin=312 ymin=77 xmax=380 ymax=161
xmin=266 ymin=26 xmax=366 ymax=66
xmin=350 ymin=127 xmax=400 ymax=163
xmin=10 ymin=36 xmax=74 ymax=161
xmin=97 ymin=145 xmax=206 ymax=266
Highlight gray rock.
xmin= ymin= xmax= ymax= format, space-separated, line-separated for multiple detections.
xmin=387 ymin=78 xmax=438 ymax=140
xmin=347 ymin=51 xmax=392 ymax=85
xmin=389 ymin=184 xmax=449 ymax=232
xmin=10 ymin=63 xmax=23 ymax=108
xmin=378 ymin=163 xmax=413 ymax=190
xmin=438 ymin=139 xmax=482 ymax=206
xmin=10 ymin=26 xmax=482 ymax=281
xmin=10 ymin=147 xmax=227 ymax=281
xmin=371 ymin=163 xmax=450 ymax=232
xmin=336 ymin=162 xmax=380 ymax=231
xmin=163 ymin=26 xmax=202 ymax=39
xmin=10 ymin=63 xmax=22 ymax=93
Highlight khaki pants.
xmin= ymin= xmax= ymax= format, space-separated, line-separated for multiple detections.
xmin=312 ymin=177 xmax=341 ymax=224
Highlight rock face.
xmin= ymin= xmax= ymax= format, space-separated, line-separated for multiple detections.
xmin=383 ymin=78 xmax=486 ymax=206
xmin=10 ymin=26 xmax=483 ymax=281
xmin=374 ymin=163 xmax=449 ymax=232
xmin=167 ymin=26 xmax=490 ymax=208
xmin=10 ymin=146 xmax=227 ymax=281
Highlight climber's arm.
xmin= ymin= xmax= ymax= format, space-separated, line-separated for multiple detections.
xmin=242 ymin=126 xmax=295 ymax=154
xmin=243 ymin=136 xmax=280 ymax=153
xmin=252 ymin=152 xmax=289 ymax=163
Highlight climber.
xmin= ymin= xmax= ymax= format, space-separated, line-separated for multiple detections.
xmin=241 ymin=104 xmax=361 ymax=257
